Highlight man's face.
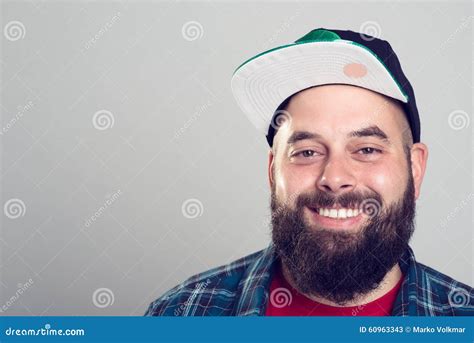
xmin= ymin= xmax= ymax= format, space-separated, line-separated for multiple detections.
xmin=269 ymin=84 xmax=427 ymax=304
xmin=271 ymin=84 xmax=415 ymax=222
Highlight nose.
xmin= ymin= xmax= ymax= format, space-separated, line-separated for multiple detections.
xmin=316 ymin=154 xmax=356 ymax=194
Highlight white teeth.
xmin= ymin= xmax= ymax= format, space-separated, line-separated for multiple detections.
xmin=316 ymin=207 xmax=360 ymax=219
xmin=338 ymin=209 xmax=347 ymax=219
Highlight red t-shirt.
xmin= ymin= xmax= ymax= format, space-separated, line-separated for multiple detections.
xmin=265 ymin=264 xmax=404 ymax=316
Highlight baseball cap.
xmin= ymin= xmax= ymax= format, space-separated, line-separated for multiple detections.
xmin=231 ymin=28 xmax=420 ymax=146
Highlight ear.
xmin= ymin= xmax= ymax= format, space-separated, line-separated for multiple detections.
xmin=268 ymin=149 xmax=275 ymax=189
xmin=410 ymin=142 xmax=429 ymax=200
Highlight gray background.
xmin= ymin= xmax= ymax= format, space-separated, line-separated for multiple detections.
xmin=0 ymin=0 xmax=472 ymax=315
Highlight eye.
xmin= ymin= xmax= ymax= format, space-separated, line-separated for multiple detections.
xmin=295 ymin=149 xmax=318 ymax=158
xmin=357 ymin=147 xmax=382 ymax=155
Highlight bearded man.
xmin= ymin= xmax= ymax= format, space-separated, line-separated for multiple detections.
xmin=145 ymin=28 xmax=473 ymax=316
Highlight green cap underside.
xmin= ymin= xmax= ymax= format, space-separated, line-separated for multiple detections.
xmin=232 ymin=29 xmax=408 ymax=101
xmin=295 ymin=29 xmax=341 ymax=43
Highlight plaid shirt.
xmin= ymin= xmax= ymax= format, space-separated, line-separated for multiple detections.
xmin=144 ymin=244 xmax=474 ymax=316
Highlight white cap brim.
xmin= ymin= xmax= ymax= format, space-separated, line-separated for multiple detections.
xmin=231 ymin=40 xmax=408 ymax=135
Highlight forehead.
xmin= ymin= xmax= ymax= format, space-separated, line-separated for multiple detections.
xmin=276 ymin=84 xmax=406 ymax=144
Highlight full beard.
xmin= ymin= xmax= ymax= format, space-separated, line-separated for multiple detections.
xmin=270 ymin=173 xmax=416 ymax=305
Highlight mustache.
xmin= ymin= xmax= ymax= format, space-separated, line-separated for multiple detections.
xmin=295 ymin=189 xmax=383 ymax=211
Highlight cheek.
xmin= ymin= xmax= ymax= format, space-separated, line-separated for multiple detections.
xmin=275 ymin=166 xmax=316 ymax=202
xmin=370 ymin=173 xmax=391 ymax=188
xmin=360 ymin=164 xmax=406 ymax=203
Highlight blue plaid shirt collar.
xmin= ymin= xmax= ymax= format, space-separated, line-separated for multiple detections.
xmin=145 ymin=244 xmax=474 ymax=316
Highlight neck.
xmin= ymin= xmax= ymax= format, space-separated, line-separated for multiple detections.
xmin=280 ymin=261 xmax=402 ymax=307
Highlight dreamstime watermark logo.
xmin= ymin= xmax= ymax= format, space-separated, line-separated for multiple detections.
xmin=261 ymin=9 xmax=301 ymax=50
xmin=351 ymin=304 xmax=366 ymax=316
xmin=174 ymin=279 xmax=212 ymax=316
xmin=4 ymin=198 xmax=26 ymax=219
xmin=4 ymin=21 xmax=26 ymax=41
xmin=0 ymin=278 xmax=34 ymax=313
xmin=92 ymin=287 xmax=115 ymax=308
xmin=359 ymin=21 xmax=382 ymax=41
xmin=359 ymin=198 xmax=382 ymax=218
xmin=181 ymin=21 xmax=203 ymax=41
xmin=4 ymin=323 xmax=85 ymax=336
xmin=84 ymin=190 xmax=122 ymax=228
xmin=181 ymin=198 xmax=204 ymax=219
xmin=269 ymin=287 xmax=293 ymax=308
xmin=448 ymin=110 xmax=470 ymax=130
xmin=82 ymin=12 xmax=122 ymax=52
xmin=173 ymin=97 xmax=217 ymax=140
xmin=439 ymin=193 xmax=473 ymax=229
xmin=270 ymin=110 xmax=292 ymax=130
xmin=0 ymin=100 xmax=34 ymax=136
xmin=438 ymin=15 xmax=473 ymax=53
xmin=92 ymin=109 xmax=115 ymax=130
xmin=448 ymin=287 xmax=471 ymax=308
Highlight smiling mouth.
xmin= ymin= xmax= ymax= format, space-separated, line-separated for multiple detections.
xmin=307 ymin=206 xmax=361 ymax=220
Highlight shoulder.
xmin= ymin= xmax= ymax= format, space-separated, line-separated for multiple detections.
xmin=144 ymin=248 xmax=267 ymax=316
xmin=417 ymin=262 xmax=474 ymax=316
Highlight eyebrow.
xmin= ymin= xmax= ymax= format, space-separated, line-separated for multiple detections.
xmin=348 ymin=125 xmax=391 ymax=144
xmin=287 ymin=131 xmax=323 ymax=145
xmin=286 ymin=125 xmax=391 ymax=146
